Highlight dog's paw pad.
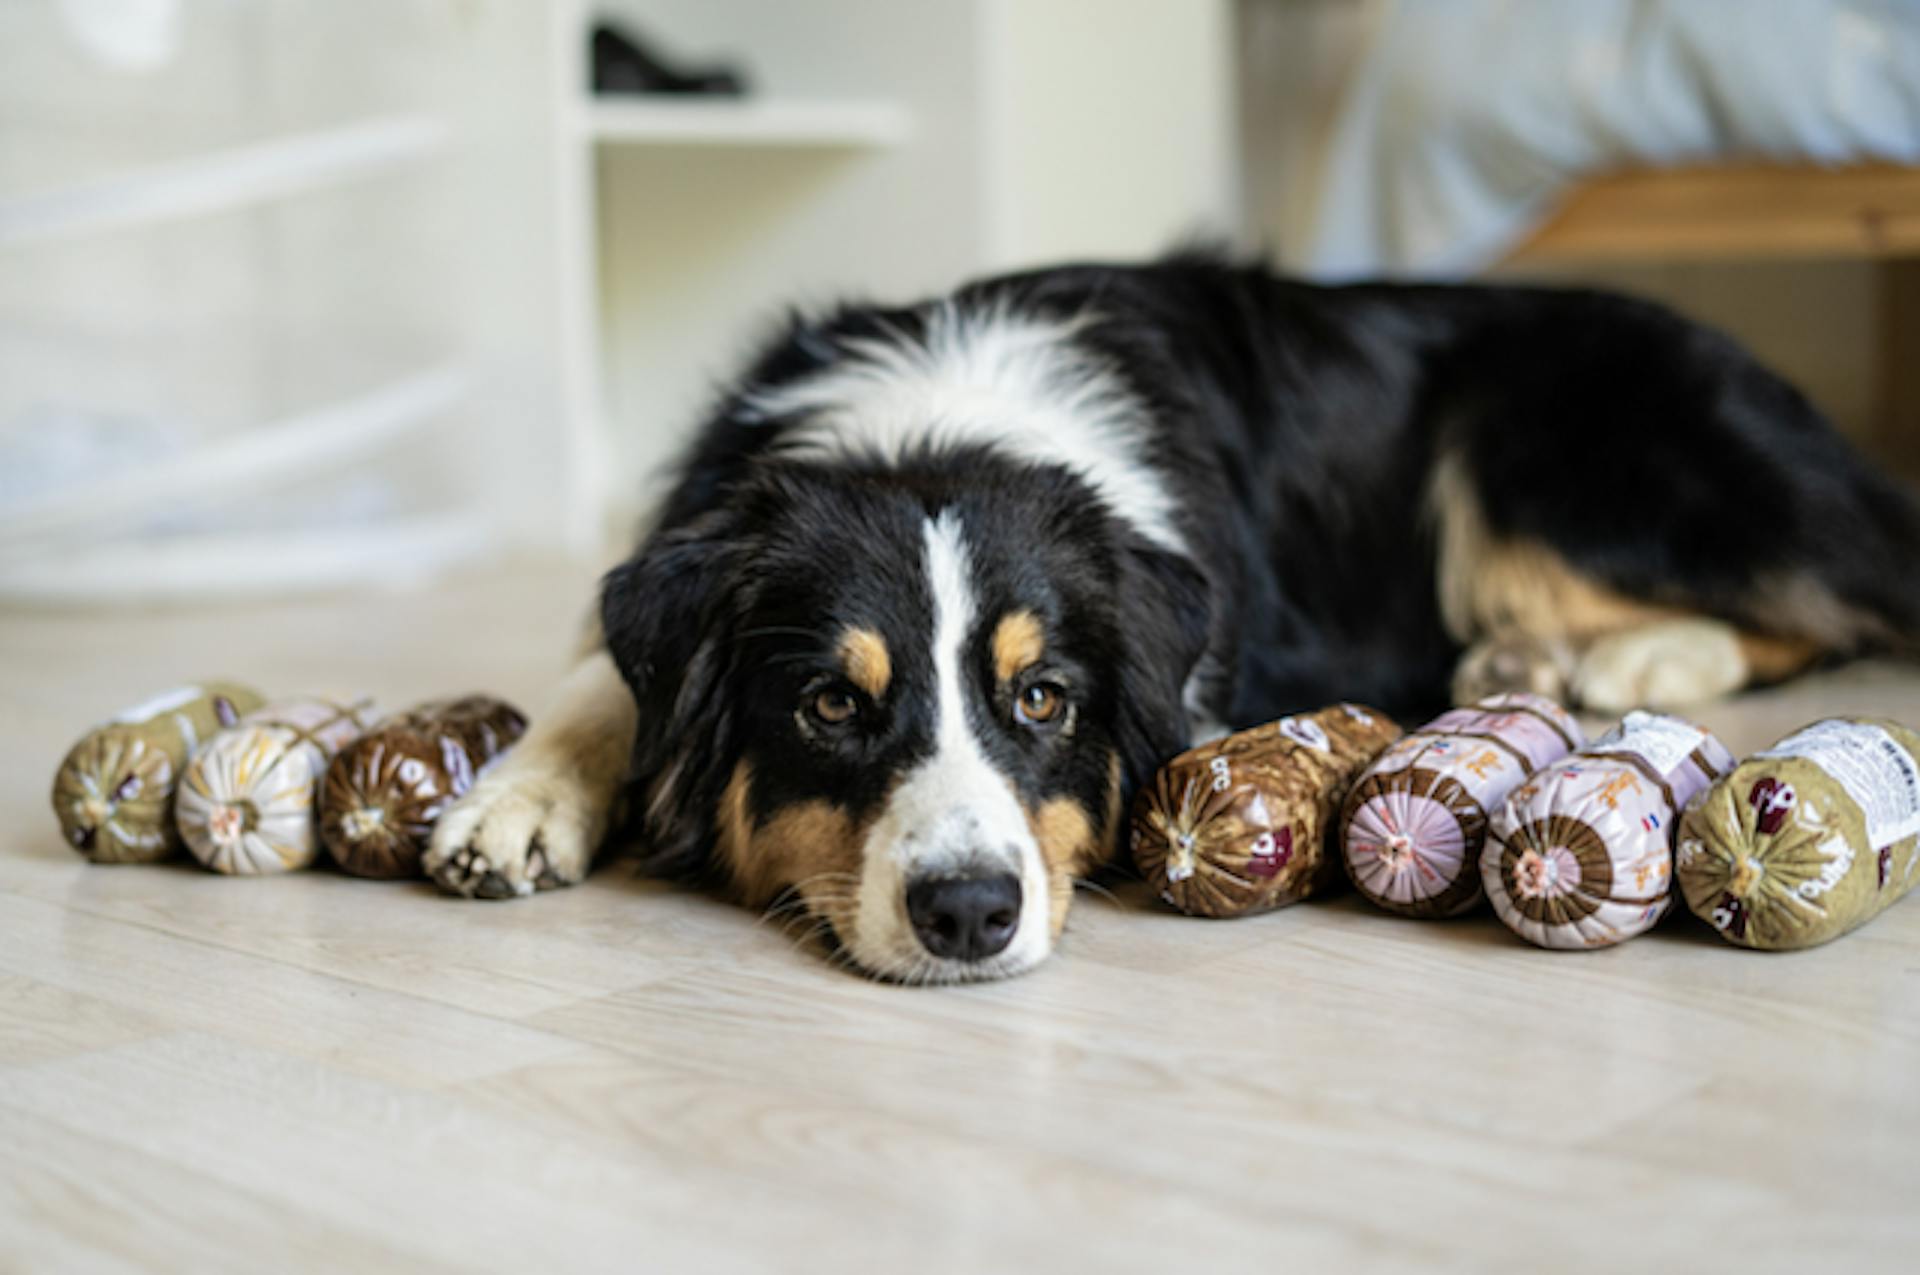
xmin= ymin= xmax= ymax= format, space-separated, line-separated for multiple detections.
xmin=526 ymin=842 xmax=572 ymax=891
xmin=472 ymin=871 xmax=521 ymax=901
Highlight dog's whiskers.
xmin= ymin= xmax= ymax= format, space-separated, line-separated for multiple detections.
xmin=785 ymin=871 xmax=860 ymax=894
xmin=1073 ymin=877 xmax=1120 ymax=906
xmin=1075 ymin=875 xmax=1121 ymax=906
xmin=784 ymin=920 xmax=838 ymax=955
xmin=753 ymin=874 xmax=861 ymax=932
xmin=771 ymin=899 xmax=854 ymax=942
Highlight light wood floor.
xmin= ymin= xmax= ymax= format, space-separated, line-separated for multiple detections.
xmin=4 ymin=562 xmax=1918 ymax=1274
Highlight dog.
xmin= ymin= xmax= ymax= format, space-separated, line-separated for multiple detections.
xmin=423 ymin=252 xmax=1920 ymax=982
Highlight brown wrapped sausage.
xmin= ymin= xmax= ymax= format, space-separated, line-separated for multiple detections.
xmin=318 ymin=695 xmax=527 ymax=879
xmin=1130 ymin=704 xmax=1403 ymax=917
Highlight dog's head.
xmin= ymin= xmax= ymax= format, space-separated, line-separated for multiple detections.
xmin=601 ymin=454 xmax=1209 ymax=981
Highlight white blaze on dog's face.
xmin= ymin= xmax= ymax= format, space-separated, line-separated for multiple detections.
xmin=602 ymin=457 xmax=1210 ymax=984
xmin=842 ymin=509 xmax=1055 ymax=979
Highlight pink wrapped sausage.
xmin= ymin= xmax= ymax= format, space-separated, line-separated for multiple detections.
xmin=1340 ymin=693 xmax=1584 ymax=918
xmin=1485 ymin=710 xmax=1734 ymax=949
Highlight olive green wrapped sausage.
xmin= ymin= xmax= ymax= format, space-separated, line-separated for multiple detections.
xmin=50 ymin=682 xmax=266 ymax=863
xmin=1677 ymin=718 xmax=1920 ymax=950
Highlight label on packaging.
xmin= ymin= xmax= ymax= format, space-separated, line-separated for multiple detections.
xmin=1760 ymin=719 xmax=1920 ymax=849
xmin=1589 ymin=711 xmax=1707 ymax=777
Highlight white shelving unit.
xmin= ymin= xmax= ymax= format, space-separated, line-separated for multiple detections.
xmin=0 ymin=115 xmax=449 ymax=249
xmin=0 ymin=512 xmax=490 ymax=604
xmin=549 ymin=0 xmax=924 ymax=553
xmin=0 ymin=363 xmax=468 ymax=552
xmin=0 ymin=7 xmax=479 ymax=602
xmin=585 ymin=98 xmax=912 ymax=148
xmin=555 ymin=90 xmax=914 ymax=552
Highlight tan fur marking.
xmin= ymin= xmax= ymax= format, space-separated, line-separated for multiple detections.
xmin=715 ymin=762 xmax=757 ymax=894
xmin=991 ymin=610 xmax=1047 ymax=684
xmin=424 ymin=648 xmax=634 ymax=896
xmin=1474 ymin=542 xmax=1681 ymax=639
xmin=1029 ymin=795 xmax=1101 ymax=936
xmin=837 ymin=627 xmax=892 ymax=699
xmin=715 ymin=762 xmax=865 ymax=939
xmin=1433 ymin=455 xmax=1863 ymax=675
xmin=1101 ymin=753 xmax=1124 ymax=853
xmin=1750 ymin=573 xmax=1886 ymax=649
xmin=1736 ymin=631 xmax=1825 ymax=684
xmin=1431 ymin=455 xmax=1681 ymax=642
xmin=1017 ymin=754 xmax=1123 ymax=940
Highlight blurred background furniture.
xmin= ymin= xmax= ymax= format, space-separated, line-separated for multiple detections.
xmin=1503 ymin=163 xmax=1920 ymax=479
xmin=1242 ymin=0 xmax=1920 ymax=481
xmin=0 ymin=0 xmax=1233 ymax=604
xmin=0 ymin=0 xmax=541 ymax=601
xmin=5 ymin=0 xmax=1916 ymax=605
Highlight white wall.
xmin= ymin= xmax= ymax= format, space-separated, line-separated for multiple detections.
xmin=982 ymin=0 xmax=1238 ymax=270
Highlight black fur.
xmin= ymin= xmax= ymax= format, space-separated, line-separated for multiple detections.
xmin=603 ymin=253 xmax=1920 ymax=881
xmin=602 ymin=451 xmax=1189 ymax=878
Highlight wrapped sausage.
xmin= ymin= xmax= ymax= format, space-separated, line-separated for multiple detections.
xmin=319 ymin=695 xmax=527 ymax=879
xmin=49 ymin=682 xmax=265 ymax=863
xmin=1130 ymin=704 xmax=1402 ymax=917
xmin=1485 ymin=711 xmax=1733 ymax=949
xmin=175 ymin=697 xmax=376 ymax=875
xmin=1676 ymin=718 xmax=1920 ymax=950
xmin=1340 ymin=692 xmax=1583 ymax=918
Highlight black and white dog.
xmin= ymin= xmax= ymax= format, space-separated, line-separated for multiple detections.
xmin=424 ymin=253 xmax=1920 ymax=982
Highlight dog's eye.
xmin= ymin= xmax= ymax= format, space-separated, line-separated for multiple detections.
xmin=1016 ymin=682 xmax=1065 ymax=726
xmin=811 ymin=688 xmax=860 ymax=725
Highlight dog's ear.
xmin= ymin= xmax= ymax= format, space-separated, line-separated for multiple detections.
xmin=599 ymin=509 xmax=744 ymax=874
xmin=1111 ymin=538 xmax=1213 ymax=790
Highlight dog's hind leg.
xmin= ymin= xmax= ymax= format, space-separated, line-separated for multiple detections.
xmin=1434 ymin=457 xmax=1847 ymax=711
xmin=1422 ymin=282 xmax=1920 ymax=710
xmin=424 ymin=644 xmax=637 ymax=899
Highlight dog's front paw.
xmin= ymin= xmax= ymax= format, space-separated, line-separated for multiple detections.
xmin=1451 ymin=633 xmax=1574 ymax=705
xmin=423 ymin=764 xmax=607 ymax=900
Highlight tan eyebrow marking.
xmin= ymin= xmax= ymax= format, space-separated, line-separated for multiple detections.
xmin=991 ymin=610 xmax=1046 ymax=684
xmin=837 ymin=627 xmax=892 ymax=699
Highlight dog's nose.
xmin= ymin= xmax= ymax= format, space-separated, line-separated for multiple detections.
xmin=905 ymin=872 xmax=1022 ymax=961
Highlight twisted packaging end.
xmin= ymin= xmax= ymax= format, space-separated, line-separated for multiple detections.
xmin=51 ymin=683 xmax=266 ymax=866
xmin=204 ymin=800 xmax=258 ymax=850
xmin=65 ymin=805 xmax=105 ymax=852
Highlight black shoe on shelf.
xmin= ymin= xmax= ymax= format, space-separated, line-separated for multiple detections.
xmin=590 ymin=23 xmax=748 ymax=97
